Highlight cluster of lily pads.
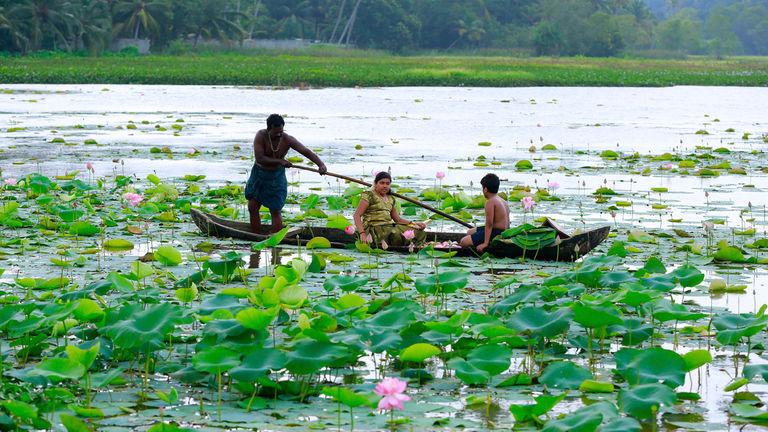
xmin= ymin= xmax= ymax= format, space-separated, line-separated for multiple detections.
xmin=0 ymin=154 xmax=767 ymax=432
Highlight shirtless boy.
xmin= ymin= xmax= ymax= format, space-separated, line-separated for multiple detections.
xmin=460 ymin=173 xmax=510 ymax=252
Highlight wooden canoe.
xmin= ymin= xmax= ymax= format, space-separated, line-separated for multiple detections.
xmin=190 ymin=209 xmax=610 ymax=261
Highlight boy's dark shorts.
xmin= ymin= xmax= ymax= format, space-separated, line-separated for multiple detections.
xmin=471 ymin=227 xmax=504 ymax=246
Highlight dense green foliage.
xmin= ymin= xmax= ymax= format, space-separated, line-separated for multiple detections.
xmin=2 ymin=53 xmax=767 ymax=86
xmin=0 ymin=0 xmax=767 ymax=57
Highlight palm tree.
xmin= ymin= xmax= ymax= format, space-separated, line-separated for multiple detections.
xmin=6 ymin=0 xmax=79 ymax=52
xmin=72 ymin=0 xmax=112 ymax=53
xmin=191 ymin=0 xmax=247 ymax=45
xmin=112 ymin=0 xmax=171 ymax=40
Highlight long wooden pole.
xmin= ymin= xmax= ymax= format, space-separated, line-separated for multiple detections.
xmin=293 ymin=165 xmax=474 ymax=229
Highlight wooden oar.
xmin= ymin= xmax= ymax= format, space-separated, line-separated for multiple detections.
xmin=293 ymin=165 xmax=474 ymax=229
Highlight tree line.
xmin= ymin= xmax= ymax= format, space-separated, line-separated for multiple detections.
xmin=1 ymin=0 xmax=766 ymax=57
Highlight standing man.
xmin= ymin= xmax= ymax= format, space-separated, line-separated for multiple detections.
xmin=246 ymin=114 xmax=327 ymax=233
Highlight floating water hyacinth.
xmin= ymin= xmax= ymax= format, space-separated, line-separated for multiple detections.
xmin=375 ymin=377 xmax=411 ymax=412
xmin=345 ymin=225 xmax=356 ymax=235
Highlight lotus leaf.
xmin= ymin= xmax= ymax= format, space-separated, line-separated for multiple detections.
xmin=321 ymin=387 xmax=376 ymax=408
xmin=614 ymin=347 xmax=686 ymax=387
xmin=28 ymin=358 xmax=85 ymax=382
xmin=467 ymin=344 xmax=511 ymax=376
xmin=192 ymin=347 xmax=241 ymax=374
xmin=323 ymin=274 xmax=370 ymax=292
xmin=508 ymin=307 xmax=571 ymax=339
xmin=235 ymin=307 xmax=278 ymax=331
xmin=285 ymin=339 xmax=349 ymax=375
xmin=69 ymin=221 xmax=99 ymax=236
xmin=619 ymin=383 xmax=677 ymax=419
xmin=414 ymin=270 xmax=468 ymax=295
xmin=103 ymin=239 xmax=134 ymax=251
xmin=155 ymin=245 xmax=182 ymax=266
xmin=448 ymin=357 xmax=489 ymax=385
xmin=713 ymin=312 xmax=768 ymax=346
xmin=539 ymin=361 xmax=592 ymax=390
xmin=400 ymin=343 xmax=440 ymax=363
xmin=509 ymin=392 xmax=567 ymax=424
xmin=306 ymin=237 xmax=331 ymax=249
xmin=101 ymin=303 xmax=189 ymax=351
xmin=251 ymin=225 xmax=291 ymax=251
xmin=572 ymin=303 xmax=622 ymax=329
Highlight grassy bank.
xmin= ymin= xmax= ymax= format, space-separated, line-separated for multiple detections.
xmin=2 ymin=52 xmax=768 ymax=87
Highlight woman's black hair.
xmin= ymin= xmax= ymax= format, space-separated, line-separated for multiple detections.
xmin=374 ymin=171 xmax=391 ymax=183
xmin=373 ymin=171 xmax=392 ymax=194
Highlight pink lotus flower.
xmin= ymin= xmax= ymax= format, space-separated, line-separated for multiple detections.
xmin=375 ymin=377 xmax=411 ymax=412
xmin=661 ymin=163 xmax=673 ymax=169
xmin=3 ymin=178 xmax=16 ymax=186
xmin=86 ymin=162 xmax=94 ymax=173
xmin=435 ymin=171 xmax=445 ymax=180
xmin=381 ymin=240 xmax=388 ymax=250
xmin=123 ymin=192 xmax=143 ymax=207
xmin=345 ymin=225 xmax=356 ymax=235
xmin=408 ymin=243 xmax=415 ymax=253
xmin=521 ymin=196 xmax=535 ymax=211
xmin=402 ymin=229 xmax=415 ymax=240
xmin=187 ymin=148 xmax=196 ymax=155
xmin=702 ymin=221 xmax=714 ymax=233
xmin=547 ymin=181 xmax=559 ymax=190
xmin=610 ymin=210 xmax=617 ymax=219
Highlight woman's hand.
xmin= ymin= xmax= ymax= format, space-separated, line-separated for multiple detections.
xmin=414 ymin=222 xmax=426 ymax=230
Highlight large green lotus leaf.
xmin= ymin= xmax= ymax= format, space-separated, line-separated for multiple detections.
xmin=58 ymin=208 xmax=84 ymax=222
xmin=400 ymin=343 xmax=441 ymax=363
xmin=600 ymin=417 xmax=641 ymax=432
xmin=131 ymin=261 xmax=154 ymax=280
xmin=229 ymin=348 xmax=287 ymax=382
xmin=541 ymin=410 xmax=602 ymax=432
xmin=539 ymin=361 xmax=593 ymax=390
xmin=614 ymin=347 xmax=686 ymax=387
xmin=321 ymin=387 xmax=376 ymax=408
xmin=1 ymin=400 xmax=38 ymax=421
xmin=306 ymin=237 xmax=331 ymax=249
xmin=574 ymin=264 xmax=603 ymax=288
xmin=509 ymin=393 xmax=567 ymax=423
xmin=251 ymin=225 xmax=291 ymax=251
xmin=489 ymin=285 xmax=542 ymax=315
xmin=155 ymin=245 xmax=182 ymax=266
xmin=323 ymin=275 xmax=370 ymax=292
xmin=641 ymin=274 xmax=676 ymax=292
xmin=278 ymin=284 xmax=308 ymax=308
xmin=285 ymin=339 xmax=349 ymax=375
xmin=572 ymin=303 xmax=622 ymax=329
xmin=714 ymin=245 xmax=746 ymax=262
xmin=467 ymin=344 xmax=511 ymax=377
xmin=682 ymin=349 xmax=712 ymax=372
xmin=27 ymin=358 xmax=85 ymax=382
xmin=358 ymin=302 xmax=417 ymax=331
xmin=101 ymin=303 xmax=190 ymax=352
xmin=207 ymin=259 xmax=239 ymax=278
xmin=607 ymin=317 xmax=653 ymax=346
xmin=103 ymin=239 xmax=134 ymax=251
xmin=326 ymin=214 xmax=352 ymax=230
xmin=743 ymin=364 xmax=768 ymax=382
xmin=671 ymin=264 xmax=704 ymax=288
xmin=643 ymin=256 xmax=667 ymax=274
xmin=447 ymin=357 xmax=489 ymax=385
xmin=730 ymin=403 xmax=768 ymax=421
xmin=619 ymin=383 xmax=677 ymax=419
xmin=713 ymin=312 xmax=768 ymax=346
xmin=600 ymin=271 xmax=638 ymax=288
xmin=235 ymin=307 xmax=278 ymax=331
xmin=192 ymin=347 xmax=241 ymax=374
xmin=415 ymin=270 xmax=468 ymax=295
xmin=651 ymin=300 xmax=706 ymax=322
xmin=507 ymin=307 xmax=571 ymax=339
xmin=73 ymin=299 xmax=105 ymax=322
xmin=69 ymin=221 xmax=99 ymax=236
xmin=60 ymin=413 xmax=95 ymax=432
xmin=627 ymin=230 xmax=656 ymax=244
xmin=66 ymin=343 xmax=99 ymax=370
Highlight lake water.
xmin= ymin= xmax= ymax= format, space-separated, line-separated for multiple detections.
xmin=1 ymin=84 xmax=768 ymax=430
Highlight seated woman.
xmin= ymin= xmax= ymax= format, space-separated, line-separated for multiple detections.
xmin=353 ymin=171 xmax=427 ymax=248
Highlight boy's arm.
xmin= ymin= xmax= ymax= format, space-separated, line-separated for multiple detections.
xmin=479 ymin=200 xmax=495 ymax=251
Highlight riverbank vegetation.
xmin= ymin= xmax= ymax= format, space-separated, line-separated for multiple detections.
xmin=2 ymin=51 xmax=767 ymax=87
